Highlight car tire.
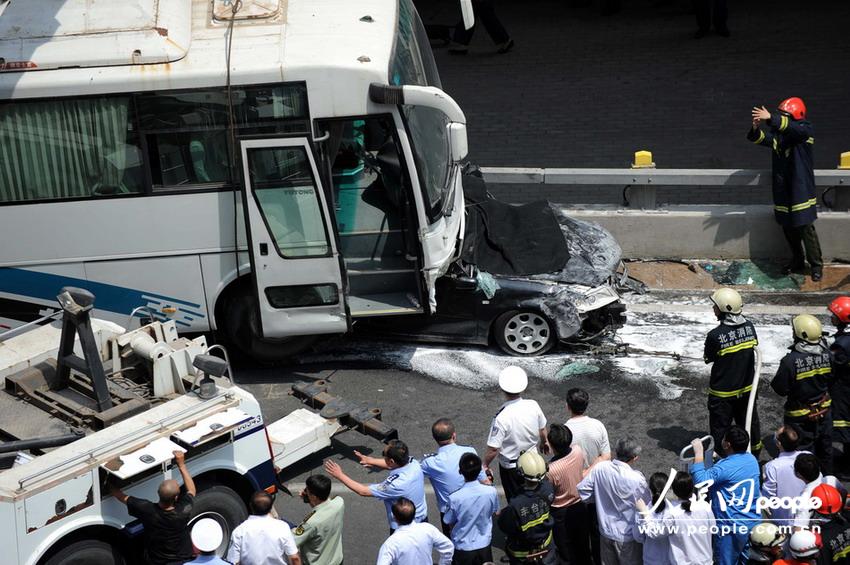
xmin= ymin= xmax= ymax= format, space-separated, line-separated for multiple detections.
xmin=223 ymin=292 xmax=317 ymax=362
xmin=493 ymin=310 xmax=555 ymax=356
xmin=43 ymin=540 xmax=125 ymax=565
xmin=190 ymin=486 xmax=249 ymax=557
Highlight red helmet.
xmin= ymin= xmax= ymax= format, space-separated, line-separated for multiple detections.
xmin=813 ymin=483 xmax=844 ymax=515
xmin=829 ymin=297 xmax=850 ymax=324
xmin=778 ymin=97 xmax=806 ymax=120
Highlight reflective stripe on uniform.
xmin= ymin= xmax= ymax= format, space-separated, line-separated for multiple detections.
xmin=786 ymin=398 xmax=832 ymax=417
xmin=507 ymin=532 xmax=554 ymax=557
xmin=752 ymin=440 xmax=764 ymax=451
xmin=806 ymin=137 xmax=814 ymax=144
xmin=775 ymin=198 xmax=817 ymax=214
xmin=709 ymin=385 xmax=753 ymax=398
xmin=796 ymin=366 xmax=831 ymax=380
xmin=520 ymin=512 xmax=551 ymax=532
xmin=834 ymin=420 xmax=850 ymax=428
xmin=752 ymin=130 xmax=766 ymax=144
xmin=779 ymin=115 xmax=789 ymax=132
xmin=834 ymin=545 xmax=850 ymax=560
xmin=718 ymin=339 xmax=758 ymax=356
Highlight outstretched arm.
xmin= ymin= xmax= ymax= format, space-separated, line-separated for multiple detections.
xmin=324 ymin=460 xmax=373 ymax=497
xmin=173 ymin=451 xmax=196 ymax=496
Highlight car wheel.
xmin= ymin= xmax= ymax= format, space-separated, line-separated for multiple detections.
xmin=43 ymin=540 xmax=125 ymax=565
xmin=190 ymin=486 xmax=249 ymax=557
xmin=493 ymin=310 xmax=555 ymax=356
xmin=224 ymin=292 xmax=317 ymax=362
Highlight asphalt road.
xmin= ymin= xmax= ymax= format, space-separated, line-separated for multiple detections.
xmin=234 ymin=302 xmax=802 ymax=564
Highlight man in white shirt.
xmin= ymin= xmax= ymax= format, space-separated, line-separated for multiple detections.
xmin=482 ymin=366 xmax=548 ymax=501
xmin=564 ymin=388 xmax=611 ymax=469
xmin=578 ymin=437 xmax=650 ymax=565
xmin=376 ymin=498 xmax=454 ymax=565
xmin=761 ymin=425 xmax=808 ymax=526
xmin=227 ymin=491 xmax=302 ymax=565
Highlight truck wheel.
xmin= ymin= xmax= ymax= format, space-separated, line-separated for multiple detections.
xmin=190 ymin=486 xmax=249 ymax=557
xmin=43 ymin=540 xmax=125 ymax=565
xmin=223 ymin=293 xmax=317 ymax=362
xmin=493 ymin=310 xmax=555 ymax=356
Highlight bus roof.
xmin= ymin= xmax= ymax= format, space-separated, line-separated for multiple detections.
xmin=0 ymin=0 xmax=398 ymax=117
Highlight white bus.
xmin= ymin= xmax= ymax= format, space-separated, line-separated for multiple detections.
xmin=0 ymin=0 xmax=624 ymax=360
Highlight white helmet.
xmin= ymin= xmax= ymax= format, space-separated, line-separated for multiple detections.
xmin=710 ymin=288 xmax=743 ymax=315
xmin=788 ymin=529 xmax=820 ymax=559
xmin=498 ymin=366 xmax=527 ymax=394
xmin=749 ymin=522 xmax=786 ymax=551
xmin=191 ymin=518 xmax=223 ymax=553
xmin=517 ymin=450 xmax=547 ymax=483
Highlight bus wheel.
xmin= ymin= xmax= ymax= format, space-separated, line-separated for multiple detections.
xmin=43 ymin=540 xmax=125 ymax=565
xmin=190 ymin=486 xmax=249 ymax=556
xmin=224 ymin=293 xmax=317 ymax=362
xmin=493 ymin=310 xmax=556 ymax=356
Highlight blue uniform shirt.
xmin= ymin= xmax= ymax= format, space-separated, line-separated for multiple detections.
xmin=690 ymin=452 xmax=760 ymax=528
xmin=420 ymin=443 xmax=487 ymax=513
xmin=369 ymin=458 xmax=428 ymax=529
xmin=444 ymin=480 xmax=500 ymax=551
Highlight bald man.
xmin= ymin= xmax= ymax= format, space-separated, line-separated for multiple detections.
xmin=110 ymin=450 xmax=197 ymax=565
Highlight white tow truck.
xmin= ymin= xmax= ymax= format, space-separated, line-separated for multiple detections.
xmin=0 ymin=287 xmax=395 ymax=565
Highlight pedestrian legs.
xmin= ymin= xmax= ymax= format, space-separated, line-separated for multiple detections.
xmin=499 ymin=464 xmax=524 ymax=501
xmin=801 ymin=223 xmax=823 ymax=271
xmin=588 ymin=503 xmax=602 ymax=565
xmin=452 ymin=545 xmax=493 ymax=565
xmin=708 ymin=396 xmax=734 ymax=454
xmin=599 ymin=537 xmax=642 ymax=565
xmin=731 ymin=395 xmax=761 ymax=452
xmin=453 ymin=0 xmax=510 ymax=47
xmin=782 ymin=226 xmax=806 ymax=268
xmin=552 ymin=503 xmax=591 ymax=564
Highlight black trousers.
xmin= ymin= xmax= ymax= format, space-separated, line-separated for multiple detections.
xmin=588 ymin=503 xmax=602 ymax=565
xmin=551 ymin=503 xmax=592 ymax=564
xmin=783 ymin=224 xmax=823 ymax=270
xmin=708 ymin=395 xmax=762 ymax=453
xmin=694 ymin=0 xmax=728 ymax=32
xmin=453 ymin=546 xmax=493 ymax=565
xmin=453 ymin=0 xmax=510 ymax=46
xmin=787 ymin=412 xmax=833 ymax=473
xmin=500 ymin=464 xmax=524 ymax=501
xmin=439 ymin=511 xmax=452 ymax=537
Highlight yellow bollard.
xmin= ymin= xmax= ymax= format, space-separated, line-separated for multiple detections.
xmin=631 ymin=150 xmax=655 ymax=169
xmin=839 ymin=151 xmax=850 ymax=170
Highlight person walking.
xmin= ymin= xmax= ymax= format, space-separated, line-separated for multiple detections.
xmin=449 ymin=0 xmax=513 ymax=55
xmin=636 ymin=473 xmax=715 ymax=565
xmin=703 ymin=287 xmax=762 ymax=454
xmin=578 ymin=437 xmax=650 ymax=565
xmin=109 ymin=450 xmax=196 ymax=565
xmin=292 ymin=474 xmax=344 ymax=565
xmin=771 ymin=314 xmax=833 ymax=472
xmin=693 ymin=0 xmax=729 ymax=38
xmin=689 ymin=426 xmax=760 ymax=565
xmin=546 ymin=423 xmax=590 ymax=565
xmin=483 ymin=366 xmax=548 ymax=501
xmin=749 ymin=98 xmax=822 ymax=281
xmin=376 ymin=498 xmax=454 ymax=565
xmin=565 ymin=387 xmax=610 ymax=564
xmin=443 ymin=453 xmax=500 ymax=565
xmin=227 ymin=491 xmax=302 ymax=565
xmin=760 ymin=425 xmax=807 ymax=526
xmin=324 ymin=439 xmax=427 ymax=532
xmin=185 ymin=518 xmax=229 ymax=565
xmin=498 ymin=450 xmax=557 ymax=564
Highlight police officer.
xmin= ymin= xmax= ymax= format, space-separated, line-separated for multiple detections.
xmin=830 ymin=316 xmax=850 ymax=464
xmin=749 ymin=98 xmax=823 ymax=281
xmin=483 ymin=366 xmax=548 ymax=502
xmin=704 ymin=287 xmax=762 ymax=453
xmin=771 ymin=314 xmax=834 ymax=472
xmin=324 ymin=439 xmax=427 ymax=533
xmin=497 ymin=450 xmax=556 ymax=564
xmin=443 ymin=453 xmax=500 ymax=565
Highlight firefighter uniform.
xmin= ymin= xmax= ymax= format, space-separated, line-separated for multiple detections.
xmin=704 ymin=317 xmax=761 ymax=452
xmin=497 ymin=479 xmax=556 ymax=564
xmin=771 ymin=342 xmax=833 ymax=472
xmin=747 ymin=113 xmax=822 ymax=273
xmin=818 ymin=509 xmax=850 ymax=564
xmin=831 ymin=335 xmax=850 ymax=447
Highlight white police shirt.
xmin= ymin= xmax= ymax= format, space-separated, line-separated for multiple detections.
xmin=487 ymin=398 xmax=546 ymax=468
xmin=369 ymin=458 xmax=428 ymax=529
xmin=376 ymin=522 xmax=454 ymax=565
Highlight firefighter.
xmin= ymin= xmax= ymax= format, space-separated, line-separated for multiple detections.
xmin=830 ymin=319 xmax=850 ymax=465
xmin=703 ymin=287 xmax=762 ymax=453
xmin=771 ymin=314 xmax=834 ymax=472
xmin=497 ymin=450 xmax=556 ymax=564
xmin=829 ymin=296 xmax=850 ymax=338
xmin=749 ymin=98 xmax=823 ymax=281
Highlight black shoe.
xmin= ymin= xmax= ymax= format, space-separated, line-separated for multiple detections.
xmin=782 ymin=262 xmax=805 ymax=275
xmin=694 ymin=29 xmax=709 ymax=39
xmin=496 ymin=38 xmax=514 ymax=54
xmin=812 ymin=268 xmax=823 ymax=282
xmin=715 ymin=27 xmax=731 ymax=37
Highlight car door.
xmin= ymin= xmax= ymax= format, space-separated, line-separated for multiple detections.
xmin=240 ymin=138 xmax=348 ymax=337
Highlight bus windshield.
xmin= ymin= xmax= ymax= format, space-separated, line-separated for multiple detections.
xmin=390 ymin=0 xmax=450 ymax=221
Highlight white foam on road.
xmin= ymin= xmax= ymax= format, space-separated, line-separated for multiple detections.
xmin=299 ymin=309 xmax=803 ymax=400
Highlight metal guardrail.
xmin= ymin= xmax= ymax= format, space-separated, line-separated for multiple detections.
xmin=479 ymin=167 xmax=850 ymax=209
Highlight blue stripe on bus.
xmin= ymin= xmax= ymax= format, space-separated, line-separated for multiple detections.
xmin=0 ymin=268 xmax=205 ymax=321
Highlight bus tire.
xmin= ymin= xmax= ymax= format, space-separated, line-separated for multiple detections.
xmin=42 ymin=540 xmax=125 ymax=565
xmin=190 ymin=486 xmax=249 ymax=556
xmin=223 ymin=292 xmax=317 ymax=362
